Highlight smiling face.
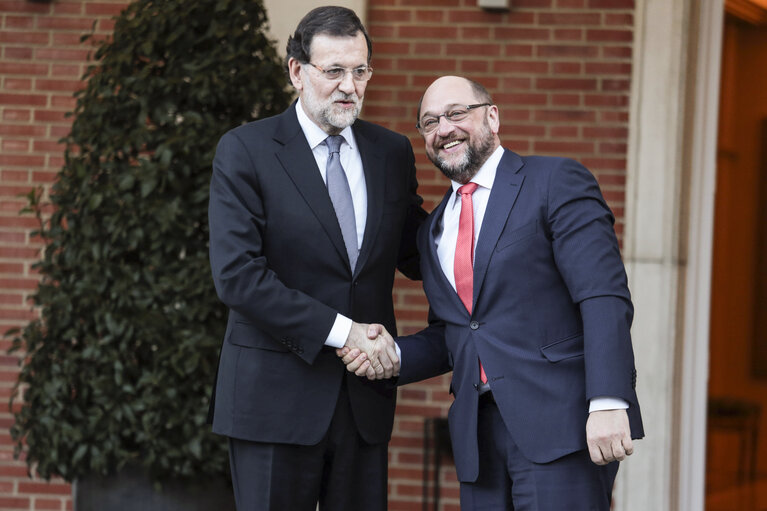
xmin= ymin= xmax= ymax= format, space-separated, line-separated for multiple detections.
xmin=288 ymin=32 xmax=369 ymax=135
xmin=418 ymin=76 xmax=500 ymax=184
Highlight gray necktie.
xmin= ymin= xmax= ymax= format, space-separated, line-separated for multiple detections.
xmin=324 ymin=135 xmax=358 ymax=271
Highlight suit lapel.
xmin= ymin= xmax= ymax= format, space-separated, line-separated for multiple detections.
xmin=427 ymin=188 xmax=470 ymax=315
xmin=274 ymin=105 xmax=350 ymax=269
xmin=353 ymin=122 xmax=385 ymax=277
xmin=472 ymin=150 xmax=525 ymax=307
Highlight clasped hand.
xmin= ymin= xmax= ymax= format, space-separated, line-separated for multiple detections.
xmin=335 ymin=322 xmax=397 ymax=380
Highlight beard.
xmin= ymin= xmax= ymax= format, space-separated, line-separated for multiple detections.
xmin=301 ymin=79 xmax=362 ymax=134
xmin=428 ymin=120 xmax=495 ymax=184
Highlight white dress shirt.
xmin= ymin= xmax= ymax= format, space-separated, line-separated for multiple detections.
xmin=295 ymin=99 xmax=362 ymax=348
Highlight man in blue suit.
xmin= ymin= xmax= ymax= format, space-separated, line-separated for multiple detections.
xmin=341 ymin=76 xmax=644 ymax=510
xmin=208 ymin=7 xmax=426 ymax=510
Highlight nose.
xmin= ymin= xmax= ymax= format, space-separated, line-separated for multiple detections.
xmin=337 ymin=70 xmax=356 ymax=94
xmin=435 ymin=115 xmax=455 ymax=137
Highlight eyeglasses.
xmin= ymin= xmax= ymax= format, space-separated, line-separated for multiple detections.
xmin=416 ymin=103 xmax=492 ymax=134
xmin=307 ymin=62 xmax=373 ymax=82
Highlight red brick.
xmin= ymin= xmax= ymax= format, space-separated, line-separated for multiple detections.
xmin=557 ymin=0 xmax=586 ymax=6
xmin=535 ymin=141 xmax=595 ymax=154
xmin=539 ymin=12 xmax=601 ymax=25
xmin=504 ymin=44 xmax=534 ymax=57
xmin=553 ymin=61 xmax=582 ymax=73
xmin=0 ymin=155 xmax=45 ymax=167
xmin=606 ymin=13 xmax=634 ymax=25
xmin=51 ymin=33 xmax=84 ymax=46
xmin=4 ymin=47 xmax=34 ymax=59
xmin=460 ymin=27 xmax=491 ymax=39
xmin=589 ymin=0 xmax=634 ymax=7
xmin=587 ymin=28 xmax=633 ymax=42
xmin=36 ymin=16 xmax=95 ymax=30
xmin=601 ymin=78 xmax=630 ymax=91
xmin=492 ymin=61 xmax=548 ymax=74
xmin=32 ymin=498 xmax=65 ymax=510
xmin=551 ymin=126 xmax=580 ymax=137
xmin=494 ymin=92 xmax=547 ymax=105
xmin=52 ymin=1 xmax=85 ymax=14
xmin=4 ymin=78 xmax=33 ymax=90
xmin=403 ymin=0 xmax=460 ymax=6
xmin=1 ymin=170 xmax=30 ymax=181
xmin=602 ymin=45 xmax=632 ymax=58
xmin=2 ymin=109 xmax=31 ymax=122
xmin=413 ymin=9 xmax=443 ymax=23
xmin=4 ymin=15 xmax=35 ymax=28
xmin=447 ymin=9 xmax=504 ymax=23
xmin=399 ymin=25 xmax=458 ymax=39
xmin=585 ymin=93 xmax=629 ymax=107
xmin=398 ymin=58 xmax=458 ymax=72
xmin=535 ymin=109 xmax=596 ymax=122
xmin=35 ymin=48 xmax=91 ymax=61
xmin=0 ymin=31 xmax=49 ymax=45
xmin=369 ymin=8 xmax=411 ymax=22
xmin=0 ymin=63 xmax=49 ymax=75
xmin=537 ymin=77 xmax=597 ymax=90
xmin=555 ymin=28 xmax=584 ymax=41
xmin=495 ymin=27 xmax=550 ymax=40
xmin=18 ymin=482 xmax=71 ymax=495
xmin=0 ymin=497 xmax=31 ymax=509
xmin=84 ymin=2 xmax=126 ymax=16
xmin=583 ymin=126 xmax=628 ymax=138
xmin=552 ymin=94 xmax=581 ymax=106
xmin=538 ymin=44 xmax=599 ymax=58
xmin=586 ymin=62 xmax=632 ymax=74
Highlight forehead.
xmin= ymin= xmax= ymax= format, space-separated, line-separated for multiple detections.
xmin=308 ymin=32 xmax=368 ymax=65
xmin=421 ymin=79 xmax=477 ymax=115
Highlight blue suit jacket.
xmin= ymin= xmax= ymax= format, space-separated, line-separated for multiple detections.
xmin=398 ymin=149 xmax=644 ymax=482
xmin=208 ymin=103 xmax=426 ymax=445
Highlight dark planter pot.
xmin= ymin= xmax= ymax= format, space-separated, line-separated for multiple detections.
xmin=74 ymin=466 xmax=236 ymax=511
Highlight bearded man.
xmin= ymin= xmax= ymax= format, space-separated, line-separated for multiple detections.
xmin=341 ymin=76 xmax=644 ymax=510
xmin=207 ymin=6 xmax=426 ymax=510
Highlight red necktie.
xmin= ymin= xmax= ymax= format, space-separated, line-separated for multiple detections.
xmin=454 ymin=182 xmax=487 ymax=384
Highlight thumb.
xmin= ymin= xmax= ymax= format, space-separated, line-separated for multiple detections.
xmin=368 ymin=324 xmax=383 ymax=339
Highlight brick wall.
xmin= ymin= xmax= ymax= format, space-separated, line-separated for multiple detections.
xmin=363 ymin=0 xmax=634 ymax=509
xmin=1 ymin=1 xmax=128 ymax=509
xmin=0 ymin=0 xmax=634 ymax=510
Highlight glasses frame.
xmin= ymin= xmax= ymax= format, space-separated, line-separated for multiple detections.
xmin=307 ymin=62 xmax=373 ymax=82
xmin=416 ymin=103 xmax=493 ymax=134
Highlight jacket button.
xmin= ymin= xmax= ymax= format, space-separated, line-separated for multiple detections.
xmin=470 ymin=321 xmax=479 ymax=330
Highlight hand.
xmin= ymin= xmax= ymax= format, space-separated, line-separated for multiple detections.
xmin=585 ymin=409 xmax=634 ymax=465
xmin=336 ymin=323 xmax=399 ymax=380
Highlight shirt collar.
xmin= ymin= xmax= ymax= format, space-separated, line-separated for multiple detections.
xmin=296 ymin=97 xmax=356 ymax=151
xmin=448 ymin=145 xmax=505 ymax=202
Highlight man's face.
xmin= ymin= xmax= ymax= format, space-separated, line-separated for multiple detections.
xmin=418 ymin=77 xmax=500 ymax=184
xmin=288 ymin=32 xmax=369 ymax=135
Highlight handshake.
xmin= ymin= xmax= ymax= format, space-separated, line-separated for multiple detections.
xmin=335 ymin=322 xmax=397 ymax=380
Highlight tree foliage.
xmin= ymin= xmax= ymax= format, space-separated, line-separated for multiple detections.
xmin=9 ymin=0 xmax=291 ymax=482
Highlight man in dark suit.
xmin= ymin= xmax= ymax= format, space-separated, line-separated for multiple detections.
xmin=341 ymin=76 xmax=644 ymax=509
xmin=207 ymin=7 xmax=426 ymax=510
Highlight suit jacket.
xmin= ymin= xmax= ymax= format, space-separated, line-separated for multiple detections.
xmin=398 ymin=149 xmax=644 ymax=482
xmin=208 ymin=102 xmax=426 ymax=445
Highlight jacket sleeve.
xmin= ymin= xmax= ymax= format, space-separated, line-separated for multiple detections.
xmin=396 ymin=309 xmax=451 ymax=385
xmin=208 ymin=130 xmax=337 ymax=364
xmin=545 ymin=159 xmax=638 ymax=404
xmin=396 ymin=135 xmax=428 ymax=281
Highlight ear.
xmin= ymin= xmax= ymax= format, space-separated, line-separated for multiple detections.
xmin=288 ymin=58 xmax=304 ymax=91
xmin=487 ymin=104 xmax=500 ymax=135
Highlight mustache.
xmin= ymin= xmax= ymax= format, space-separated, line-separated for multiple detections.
xmin=331 ymin=92 xmax=358 ymax=103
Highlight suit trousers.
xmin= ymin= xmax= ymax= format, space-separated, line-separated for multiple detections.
xmin=460 ymin=393 xmax=619 ymax=511
xmin=228 ymin=381 xmax=388 ymax=511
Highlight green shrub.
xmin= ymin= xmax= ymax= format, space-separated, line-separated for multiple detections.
xmin=9 ymin=0 xmax=291 ymax=482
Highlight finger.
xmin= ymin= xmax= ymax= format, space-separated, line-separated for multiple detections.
xmin=341 ymin=348 xmax=362 ymax=365
xmin=587 ymin=440 xmax=606 ymax=465
xmin=368 ymin=324 xmax=383 ymax=339
xmin=355 ymin=360 xmax=371 ymax=377
xmin=623 ymin=436 xmax=634 ymax=456
xmin=345 ymin=353 xmax=367 ymax=373
xmin=365 ymin=364 xmax=377 ymax=380
xmin=336 ymin=347 xmax=349 ymax=357
xmin=611 ymin=438 xmax=626 ymax=462
xmin=373 ymin=360 xmax=384 ymax=379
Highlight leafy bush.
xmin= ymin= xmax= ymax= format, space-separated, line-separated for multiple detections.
xmin=9 ymin=0 xmax=291 ymax=482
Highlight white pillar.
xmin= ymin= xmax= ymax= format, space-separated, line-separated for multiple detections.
xmin=617 ymin=0 xmax=723 ymax=510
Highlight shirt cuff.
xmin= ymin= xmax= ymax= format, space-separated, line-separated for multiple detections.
xmin=395 ymin=342 xmax=401 ymax=361
xmin=589 ymin=396 xmax=629 ymax=413
xmin=324 ymin=314 xmax=352 ymax=349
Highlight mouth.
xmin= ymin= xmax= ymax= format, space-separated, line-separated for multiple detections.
xmin=440 ymin=139 xmax=464 ymax=152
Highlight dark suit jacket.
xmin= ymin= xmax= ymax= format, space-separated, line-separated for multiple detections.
xmin=208 ymin=102 xmax=426 ymax=445
xmin=398 ymin=149 xmax=644 ymax=482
